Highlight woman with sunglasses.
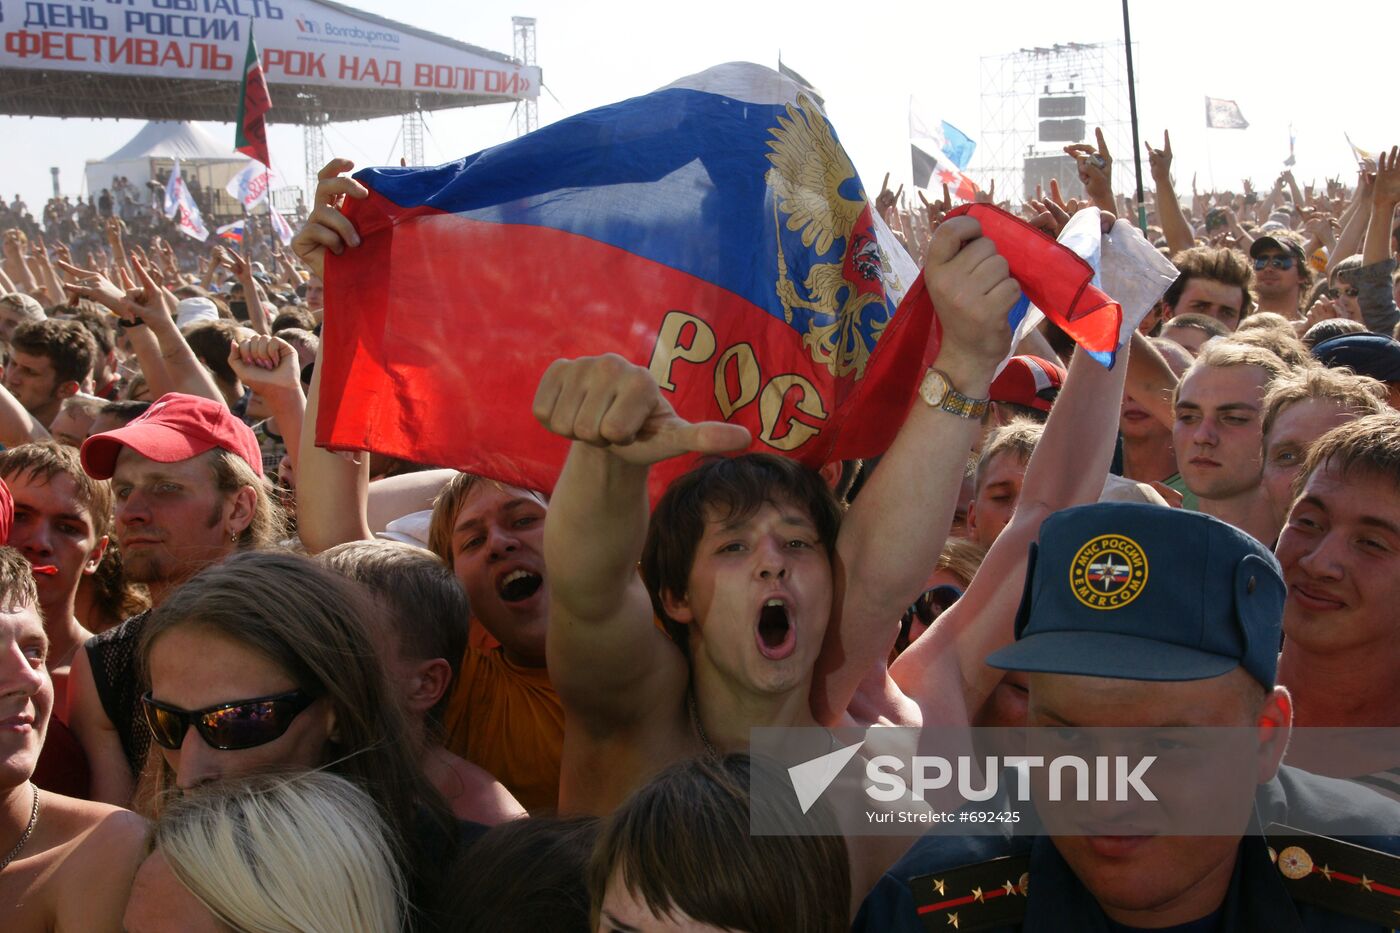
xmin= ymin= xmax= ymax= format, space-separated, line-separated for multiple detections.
xmin=135 ymin=550 xmax=460 ymax=929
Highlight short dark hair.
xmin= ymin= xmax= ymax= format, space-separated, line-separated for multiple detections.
xmin=436 ymin=817 xmax=598 ymax=933
xmin=317 ymin=539 xmax=469 ymax=724
xmin=640 ymin=454 xmax=841 ymax=655
xmin=1163 ymin=247 xmax=1255 ymax=319
xmin=11 ymin=319 xmax=96 ymax=385
xmin=587 ymin=754 xmax=848 ymax=933
xmin=98 ymin=399 xmax=152 ymax=426
xmin=271 ymin=307 xmax=317 ymax=333
xmin=183 ymin=320 xmax=244 ymax=390
xmin=0 ymin=440 xmax=113 ymax=539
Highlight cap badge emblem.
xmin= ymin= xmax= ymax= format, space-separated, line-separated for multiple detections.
xmin=1070 ymin=534 xmax=1148 ymax=610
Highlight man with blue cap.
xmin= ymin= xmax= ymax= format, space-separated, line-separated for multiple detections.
xmin=854 ymin=502 xmax=1400 ymax=931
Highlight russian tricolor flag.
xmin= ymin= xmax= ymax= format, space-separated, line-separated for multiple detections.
xmin=320 ymin=63 xmax=936 ymax=494
xmin=318 ymin=63 xmax=1127 ymax=494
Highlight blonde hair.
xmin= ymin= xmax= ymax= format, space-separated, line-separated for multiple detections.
xmin=1174 ymin=341 xmax=1289 ymax=408
xmin=1261 ymin=367 xmax=1387 ymax=440
xmin=155 ymin=771 xmax=405 ymax=933
xmin=974 ymin=419 xmax=1043 ymax=494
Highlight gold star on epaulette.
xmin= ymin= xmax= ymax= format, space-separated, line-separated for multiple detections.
xmin=1361 ymin=874 xmax=1374 ymax=892
xmin=947 ymin=912 xmax=959 ymax=928
xmin=933 ymin=878 xmax=945 ymax=895
xmin=1319 ymin=864 xmax=1333 ymax=881
xmin=972 ymin=886 xmax=984 ymax=903
xmin=1002 ymin=880 xmax=1017 ymax=896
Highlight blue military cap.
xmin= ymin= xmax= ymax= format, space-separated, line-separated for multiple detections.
xmin=1312 ymin=333 xmax=1400 ymax=382
xmin=986 ymin=502 xmax=1285 ymax=688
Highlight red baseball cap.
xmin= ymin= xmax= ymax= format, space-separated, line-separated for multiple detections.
xmin=989 ymin=355 xmax=1066 ymax=413
xmin=80 ymin=393 xmax=263 ymax=480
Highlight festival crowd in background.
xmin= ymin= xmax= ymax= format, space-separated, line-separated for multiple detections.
xmin=2 ymin=111 xmax=1400 ymax=933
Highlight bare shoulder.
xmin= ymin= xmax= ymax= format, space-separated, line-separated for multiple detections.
xmin=428 ymin=747 xmax=527 ymax=824
xmin=2 ymin=793 xmax=148 ymax=933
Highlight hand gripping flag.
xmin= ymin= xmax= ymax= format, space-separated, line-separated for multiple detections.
xmin=320 ymin=63 xmax=933 ymax=494
xmin=318 ymin=64 xmax=1116 ymax=494
xmin=234 ymin=27 xmax=272 ymax=168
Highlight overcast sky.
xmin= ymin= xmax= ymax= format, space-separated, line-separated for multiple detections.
xmin=2 ymin=0 xmax=1396 ymax=214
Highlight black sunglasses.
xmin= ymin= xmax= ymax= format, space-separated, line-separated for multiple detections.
xmin=142 ymin=690 xmax=316 ymax=751
xmin=1253 ymin=255 xmax=1296 ymax=271
xmin=905 ymin=584 xmax=965 ymax=628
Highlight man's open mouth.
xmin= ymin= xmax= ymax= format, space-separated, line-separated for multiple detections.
xmin=497 ymin=569 xmax=543 ymax=603
xmin=756 ymin=598 xmax=796 ymax=659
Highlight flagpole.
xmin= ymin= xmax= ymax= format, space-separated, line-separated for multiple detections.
xmin=1120 ymin=0 xmax=1147 ymax=233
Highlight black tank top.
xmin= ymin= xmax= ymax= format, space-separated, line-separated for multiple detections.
xmin=84 ymin=609 xmax=152 ymax=777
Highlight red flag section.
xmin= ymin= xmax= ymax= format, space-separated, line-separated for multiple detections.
xmin=234 ymin=28 xmax=271 ymax=168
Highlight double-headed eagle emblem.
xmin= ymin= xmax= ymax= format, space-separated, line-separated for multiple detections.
xmin=765 ymin=94 xmax=893 ymax=379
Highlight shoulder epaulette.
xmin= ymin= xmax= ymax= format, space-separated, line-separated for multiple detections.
xmin=1265 ymin=822 xmax=1400 ymax=926
xmin=907 ymin=854 xmax=1029 ymax=931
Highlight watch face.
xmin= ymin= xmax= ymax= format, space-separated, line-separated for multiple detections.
xmin=921 ymin=370 xmax=949 ymax=406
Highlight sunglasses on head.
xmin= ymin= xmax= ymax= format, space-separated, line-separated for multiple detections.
xmin=141 ymin=690 xmax=315 ymax=751
xmin=1253 ymin=255 xmax=1295 ymax=271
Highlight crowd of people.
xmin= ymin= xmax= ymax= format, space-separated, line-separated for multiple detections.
xmin=1 ymin=119 xmax=1399 ymax=933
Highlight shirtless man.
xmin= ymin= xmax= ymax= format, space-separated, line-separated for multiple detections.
xmin=0 ymin=546 xmax=145 ymax=932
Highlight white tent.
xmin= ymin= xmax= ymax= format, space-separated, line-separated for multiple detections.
xmin=84 ymin=121 xmax=251 ymax=208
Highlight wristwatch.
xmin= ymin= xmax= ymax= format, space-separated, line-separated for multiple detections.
xmin=919 ymin=368 xmax=990 ymax=420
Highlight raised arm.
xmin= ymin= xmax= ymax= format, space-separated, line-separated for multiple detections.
xmin=1147 ymin=131 xmax=1193 ymax=255
xmin=810 ymin=216 xmax=1016 ymax=724
xmin=893 ymin=312 xmax=1131 ymax=722
xmin=1326 ymin=171 xmax=1372 ymax=275
xmin=539 ymin=354 xmax=749 ymax=727
xmin=1359 ymin=146 xmax=1400 ymax=335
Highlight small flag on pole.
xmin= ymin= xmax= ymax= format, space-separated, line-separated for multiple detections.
xmin=216 ymin=220 xmax=245 ymax=244
xmin=234 ymin=25 xmax=272 ymax=168
xmin=910 ymin=101 xmax=979 ymax=199
xmin=268 ymin=205 xmax=294 ymax=246
xmin=225 ymin=160 xmax=281 ymax=210
xmin=1346 ymin=133 xmax=1377 ymax=170
xmin=1204 ymin=97 xmax=1248 ymax=130
xmin=164 ymin=159 xmax=210 ymax=241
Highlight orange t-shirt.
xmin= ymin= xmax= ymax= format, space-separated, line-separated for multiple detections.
xmin=442 ymin=647 xmax=563 ymax=813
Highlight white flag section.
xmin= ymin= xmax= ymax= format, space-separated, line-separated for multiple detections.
xmin=998 ymin=210 xmax=1178 ymax=376
xmin=164 ymin=159 xmax=209 ymax=242
xmin=1205 ymin=97 xmax=1249 ymax=130
xmin=268 ymin=205 xmax=295 ymax=246
xmin=225 ymin=161 xmax=284 ymax=210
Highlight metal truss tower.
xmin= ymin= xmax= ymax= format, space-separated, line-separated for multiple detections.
xmin=976 ymin=42 xmax=1136 ymax=204
xmin=302 ymin=95 xmax=326 ymax=211
xmin=512 ymin=16 xmax=538 ymax=137
xmin=402 ymin=97 xmax=426 ymax=166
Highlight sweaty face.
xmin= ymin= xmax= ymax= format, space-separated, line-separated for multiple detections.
xmin=1029 ymin=671 xmax=1275 ymax=928
xmin=1168 ymin=279 xmax=1246 ymax=331
xmin=0 ymin=604 xmax=51 ymax=787
xmin=3 ymin=350 xmax=62 ymax=421
xmin=665 ymin=501 xmax=832 ymax=698
xmin=123 ymin=851 xmax=231 ymax=933
xmin=1276 ymin=463 xmax=1400 ymax=655
xmin=146 ymin=625 xmax=335 ymax=791
xmin=111 ymin=448 xmax=238 ymax=589
xmin=1261 ymin=400 xmax=1355 ymax=535
xmin=5 ymin=470 xmax=105 ymax=613
xmin=968 ymin=451 xmax=1028 ymax=549
xmin=448 ymin=483 xmax=548 ymax=666
xmin=1173 ymin=365 xmax=1271 ymax=502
